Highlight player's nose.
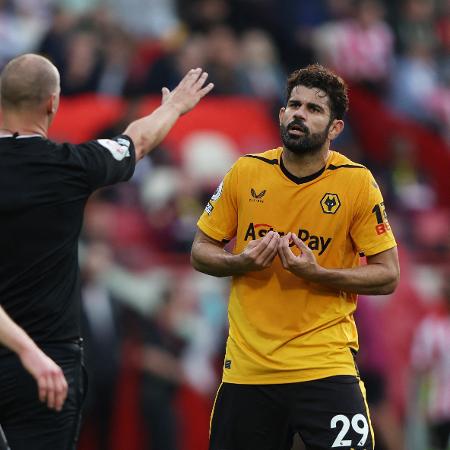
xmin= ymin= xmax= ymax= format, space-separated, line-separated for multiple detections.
xmin=293 ymin=105 xmax=307 ymax=121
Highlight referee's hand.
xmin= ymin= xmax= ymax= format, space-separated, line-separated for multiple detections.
xmin=161 ymin=68 xmax=214 ymax=115
xmin=19 ymin=344 xmax=68 ymax=412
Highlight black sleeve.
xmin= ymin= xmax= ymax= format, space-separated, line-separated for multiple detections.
xmin=71 ymin=135 xmax=136 ymax=191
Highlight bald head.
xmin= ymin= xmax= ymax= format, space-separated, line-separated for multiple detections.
xmin=0 ymin=54 xmax=60 ymax=111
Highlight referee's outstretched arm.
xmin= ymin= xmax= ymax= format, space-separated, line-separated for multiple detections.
xmin=124 ymin=68 xmax=214 ymax=161
xmin=0 ymin=54 xmax=213 ymax=163
xmin=0 ymin=306 xmax=68 ymax=411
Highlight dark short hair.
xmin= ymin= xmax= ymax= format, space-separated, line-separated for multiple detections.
xmin=286 ymin=64 xmax=349 ymax=120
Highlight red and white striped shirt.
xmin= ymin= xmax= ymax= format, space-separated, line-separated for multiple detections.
xmin=411 ymin=310 xmax=450 ymax=422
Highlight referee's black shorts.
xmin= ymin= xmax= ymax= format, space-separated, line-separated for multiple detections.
xmin=0 ymin=340 xmax=87 ymax=450
xmin=209 ymin=375 xmax=374 ymax=450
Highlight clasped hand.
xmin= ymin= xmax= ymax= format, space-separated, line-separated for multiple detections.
xmin=236 ymin=231 xmax=319 ymax=280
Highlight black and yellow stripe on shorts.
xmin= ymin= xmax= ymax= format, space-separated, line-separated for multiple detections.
xmin=358 ymin=377 xmax=375 ymax=449
xmin=209 ymin=382 xmax=223 ymax=437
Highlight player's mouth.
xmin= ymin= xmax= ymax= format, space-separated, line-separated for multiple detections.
xmin=288 ymin=123 xmax=308 ymax=137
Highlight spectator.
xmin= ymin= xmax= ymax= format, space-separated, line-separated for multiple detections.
xmin=80 ymin=239 xmax=122 ymax=450
xmin=204 ymin=25 xmax=251 ymax=95
xmin=107 ymin=0 xmax=180 ymax=38
xmin=60 ymin=28 xmax=103 ymax=95
xmin=140 ymin=34 xmax=208 ymax=95
xmin=239 ymin=29 xmax=285 ymax=106
xmin=0 ymin=0 xmax=49 ymax=68
xmin=37 ymin=6 xmax=77 ymax=71
xmin=355 ymin=297 xmax=405 ymax=450
xmin=410 ymin=270 xmax=450 ymax=450
xmin=313 ymin=0 xmax=394 ymax=94
xmin=396 ymin=0 xmax=438 ymax=54
xmin=131 ymin=285 xmax=186 ymax=450
xmin=390 ymin=39 xmax=450 ymax=137
xmin=178 ymin=0 xmax=231 ymax=32
xmin=97 ymin=27 xmax=136 ymax=96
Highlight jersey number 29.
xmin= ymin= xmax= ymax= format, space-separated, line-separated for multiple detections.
xmin=330 ymin=413 xmax=369 ymax=447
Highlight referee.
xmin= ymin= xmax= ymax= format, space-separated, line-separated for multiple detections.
xmin=0 ymin=53 xmax=213 ymax=450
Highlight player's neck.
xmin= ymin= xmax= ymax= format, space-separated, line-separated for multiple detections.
xmin=281 ymin=146 xmax=331 ymax=179
xmin=1 ymin=112 xmax=49 ymax=138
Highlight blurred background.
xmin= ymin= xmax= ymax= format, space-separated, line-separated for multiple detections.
xmin=1 ymin=0 xmax=449 ymax=449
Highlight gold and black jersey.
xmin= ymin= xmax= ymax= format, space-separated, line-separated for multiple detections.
xmin=197 ymin=148 xmax=397 ymax=384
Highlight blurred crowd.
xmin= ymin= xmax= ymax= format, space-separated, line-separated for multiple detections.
xmin=1 ymin=0 xmax=450 ymax=449
xmin=1 ymin=0 xmax=449 ymax=137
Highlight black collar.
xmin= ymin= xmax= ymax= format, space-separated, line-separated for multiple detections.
xmin=279 ymin=154 xmax=326 ymax=185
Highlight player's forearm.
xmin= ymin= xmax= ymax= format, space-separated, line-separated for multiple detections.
xmin=191 ymin=242 xmax=243 ymax=277
xmin=124 ymin=102 xmax=181 ymax=160
xmin=310 ymin=263 xmax=399 ymax=295
xmin=0 ymin=306 xmax=37 ymax=356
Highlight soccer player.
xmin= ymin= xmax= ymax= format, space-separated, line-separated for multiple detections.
xmin=0 ymin=53 xmax=213 ymax=450
xmin=191 ymin=64 xmax=399 ymax=450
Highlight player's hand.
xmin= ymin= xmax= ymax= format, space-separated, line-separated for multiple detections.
xmin=161 ymin=68 xmax=214 ymax=115
xmin=19 ymin=345 xmax=68 ymax=412
xmin=234 ymin=231 xmax=280 ymax=273
xmin=278 ymin=232 xmax=320 ymax=280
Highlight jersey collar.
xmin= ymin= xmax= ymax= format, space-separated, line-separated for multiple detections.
xmin=279 ymin=152 xmax=327 ymax=185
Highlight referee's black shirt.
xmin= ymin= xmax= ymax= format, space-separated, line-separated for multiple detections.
xmin=0 ymin=134 xmax=136 ymax=355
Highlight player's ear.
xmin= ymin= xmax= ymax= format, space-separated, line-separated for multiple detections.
xmin=46 ymin=94 xmax=58 ymax=115
xmin=279 ymin=107 xmax=286 ymax=125
xmin=328 ymin=119 xmax=344 ymax=141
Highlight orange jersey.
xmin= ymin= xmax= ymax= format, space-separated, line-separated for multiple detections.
xmin=197 ymin=148 xmax=397 ymax=384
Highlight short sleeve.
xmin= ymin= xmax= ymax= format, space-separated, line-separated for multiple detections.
xmin=350 ymin=170 xmax=397 ymax=256
xmin=71 ymin=135 xmax=136 ymax=191
xmin=197 ymin=162 xmax=239 ymax=242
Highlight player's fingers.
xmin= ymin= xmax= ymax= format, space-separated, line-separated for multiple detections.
xmin=276 ymin=234 xmax=287 ymax=259
xmin=259 ymin=243 xmax=278 ymax=266
xmin=182 ymin=67 xmax=202 ymax=87
xmin=277 ymin=233 xmax=291 ymax=249
xmin=278 ymin=234 xmax=295 ymax=266
xmin=261 ymin=249 xmax=278 ymax=267
xmin=244 ymin=239 xmax=260 ymax=251
xmin=248 ymin=231 xmax=275 ymax=256
xmin=161 ymin=87 xmax=170 ymax=103
xmin=193 ymin=71 xmax=209 ymax=90
xmin=259 ymin=232 xmax=280 ymax=264
xmin=281 ymin=232 xmax=292 ymax=245
xmin=45 ymin=375 xmax=56 ymax=410
xmin=198 ymin=82 xmax=214 ymax=98
xmin=37 ymin=375 xmax=48 ymax=404
xmin=292 ymin=233 xmax=311 ymax=255
xmin=175 ymin=68 xmax=196 ymax=89
xmin=54 ymin=370 xmax=68 ymax=411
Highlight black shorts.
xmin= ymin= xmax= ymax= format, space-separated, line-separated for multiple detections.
xmin=209 ymin=376 xmax=374 ymax=450
xmin=0 ymin=340 xmax=87 ymax=450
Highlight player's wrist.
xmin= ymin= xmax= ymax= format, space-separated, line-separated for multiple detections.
xmin=228 ymin=253 xmax=249 ymax=275
xmin=163 ymin=97 xmax=185 ymax=117
xmin=16 ymin=339 xmax=39 ymax=365
xmin=299 ymin=263 xmax=326 ymax=283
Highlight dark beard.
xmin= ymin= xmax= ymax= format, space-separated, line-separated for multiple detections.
xmin=280 ymin=120 xmax=329 ymax=155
